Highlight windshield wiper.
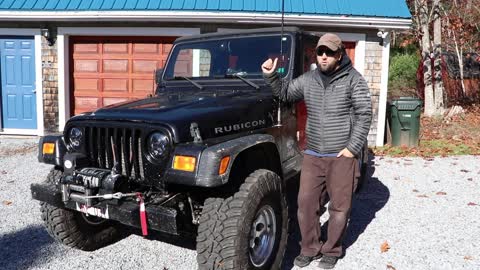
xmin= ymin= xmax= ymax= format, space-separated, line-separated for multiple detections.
xmin=173 ymin=76 xmax=204 ymax=90
xmin=225 ymin=73 xmax=260 ymax=90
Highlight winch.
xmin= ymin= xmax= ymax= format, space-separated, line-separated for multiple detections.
xmin=61 ymin=167 xmax=129 ymax=206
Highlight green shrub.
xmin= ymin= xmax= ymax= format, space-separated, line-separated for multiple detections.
xmin=388 ymin=53 xmax=420 ymax=91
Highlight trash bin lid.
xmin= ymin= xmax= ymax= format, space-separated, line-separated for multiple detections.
xmin=392 ymin=97 xmax=422 ymax=110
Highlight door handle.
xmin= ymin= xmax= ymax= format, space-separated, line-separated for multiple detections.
xmin=32 ymin=89 xmax=36 ymax=93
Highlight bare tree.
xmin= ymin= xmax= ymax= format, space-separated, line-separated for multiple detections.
xmin=410 ymin=0 xmax=445 ymax=116
xmin=433 ymin=0 xmax=445 ymax=114
xmin=441 ymin=0 xmax=480 ymax=101
xmin=442 ymin=1 xmax=466 ymax=96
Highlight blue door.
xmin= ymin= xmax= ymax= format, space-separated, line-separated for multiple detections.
xmin=0 ymin=37 xmax=37 ymax=129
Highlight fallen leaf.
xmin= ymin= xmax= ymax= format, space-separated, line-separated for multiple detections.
xmin=2 ymin=200 xmax=12 ymax=206
xmin=451 ymin=162 xmax=458 ymax=166
xmin=412 ymin=189 xmax=419 ymax=193
xmin=436 ymin=191 xmax=447 ymax=195
xmin=387 ymin=263 xmax=397 ymax=270
xmin=460 ymin=169 xmax=470 ymax=173
xmin=417 ymin=194 xmax=429 ymax=198
xmin=467 ymin=178 xmax=473 ymax=181
xmin=0 ymin=170 xmax=7 ymax=174
xmin=380 ymin=241 xmax=390 ymax=253
xmin=464 ymin=256 xmax=473 ymax=260
xmin=467 ymin=202 xmax=478 ymax=206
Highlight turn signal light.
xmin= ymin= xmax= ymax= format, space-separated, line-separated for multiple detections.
xmin=173 ymin=155 xmax=196 ymax=172
xmin=42 ymin=143 xmax=55 ymax=155
xmin=218 ymin=156 xmax=230 ymax=175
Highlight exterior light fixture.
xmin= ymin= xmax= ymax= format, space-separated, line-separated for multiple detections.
xmin=41 ymin=28 xmax=56 ymax=46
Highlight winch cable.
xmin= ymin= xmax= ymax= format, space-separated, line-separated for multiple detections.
xmin=81 ymin=192 xmax=138 ymax=200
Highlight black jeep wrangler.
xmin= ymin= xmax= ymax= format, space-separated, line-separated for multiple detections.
xmin=32 ymin=27 xmax=368 ymax=270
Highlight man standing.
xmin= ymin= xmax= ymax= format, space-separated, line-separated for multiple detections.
xmin=261 ymin=33 xmax=372 ymax=269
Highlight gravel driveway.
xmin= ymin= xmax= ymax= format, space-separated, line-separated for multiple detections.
xmin=0 ymin=136 xmax=479 ymax=270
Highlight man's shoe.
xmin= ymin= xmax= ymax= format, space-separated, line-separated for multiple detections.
xmin=293 ymin=253 xmax=322 ymax=268
xmin=317 ymin=255 xmax=338 ymax=269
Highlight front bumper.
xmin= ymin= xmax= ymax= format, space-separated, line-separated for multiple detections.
xmin=31 ymin=182 xmax=181 ymax=235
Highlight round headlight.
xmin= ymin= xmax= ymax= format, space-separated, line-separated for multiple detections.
xmin=68 ymin=127 xmax=83 ymax=149
xmin=147 ymin=132 xmax=170 ymax=160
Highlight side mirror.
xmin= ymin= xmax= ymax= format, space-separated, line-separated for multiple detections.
xmin=155 ymin=68 xmax=164 ymax=85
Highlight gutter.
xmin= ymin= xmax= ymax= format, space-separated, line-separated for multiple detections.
xmin=0 ymin=11 xmax=411 ymax=30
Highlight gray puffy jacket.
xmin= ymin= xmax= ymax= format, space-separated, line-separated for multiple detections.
xmin=263 ymin=56 xmax=372 ymax=156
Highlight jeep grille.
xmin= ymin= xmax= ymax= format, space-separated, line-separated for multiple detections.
xmin=84 ymin=127 xmax=145 ymax=180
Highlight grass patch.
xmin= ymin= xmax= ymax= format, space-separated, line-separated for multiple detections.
xmin=374 ymin=139 xmax=480 ymax=157
xmin=377 ymin=105 xmax=480 ymax=157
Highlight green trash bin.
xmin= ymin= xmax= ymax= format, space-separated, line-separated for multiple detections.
xmin=389 ymin=97 xmax=422 ymax=147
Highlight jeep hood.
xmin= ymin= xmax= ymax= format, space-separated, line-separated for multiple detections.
xmin=67 ymin=90 xmax=275 ymax=143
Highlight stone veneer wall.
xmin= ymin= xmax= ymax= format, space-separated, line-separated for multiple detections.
xmin=41 ymin=37 xmax=59 ymax=133
xmin=363 ymin=38 xmax=384 ymax=146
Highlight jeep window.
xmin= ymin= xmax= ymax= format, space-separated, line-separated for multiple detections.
xmin=163 ymin=35 xmax=292 ymax=80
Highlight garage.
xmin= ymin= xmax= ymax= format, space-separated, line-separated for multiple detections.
xmin=70 ymin=36 xmax=176 ymax=115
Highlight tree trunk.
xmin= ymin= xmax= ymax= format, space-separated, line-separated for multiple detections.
xmin=433 ymin=0 xmax=445 ymax=115
xmin=453 ymin=35 xmax=466 ymax=96
xmin=450 ymin=0 xmax=467 ymax=96
xmin=421 ymin=2 xmax=435 ymax=117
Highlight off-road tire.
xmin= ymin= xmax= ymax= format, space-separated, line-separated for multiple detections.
xmin=196 ymin=169 xmax=288 ymax=270
xmin=40 ymin=168 xmax=122 ymax=251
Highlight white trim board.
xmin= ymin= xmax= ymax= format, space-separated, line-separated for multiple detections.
xmin=0 ymin=28 xmax=45 ymax=136
xmin=0 ymin=11 xmax=412 ymax=30
xmin=57 ymin=27 xmax=200 ymax=131
xmin=376 ymin=33 xmax=391 ymax=146
xmin=0 ymin=128 xmax=39 ymax=136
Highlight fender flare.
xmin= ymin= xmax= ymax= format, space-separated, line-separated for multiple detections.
xmin=195 ymin=134 xmax=278 ymax=187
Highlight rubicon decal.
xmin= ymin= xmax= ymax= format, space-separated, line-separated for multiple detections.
xmin=215 ymin=120 xmax=266 ymax=134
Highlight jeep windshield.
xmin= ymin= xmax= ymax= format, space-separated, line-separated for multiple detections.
xmin=163 ymin=34 xmax=292 ymax=82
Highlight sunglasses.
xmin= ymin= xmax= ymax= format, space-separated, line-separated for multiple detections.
xmin=316 ymin=48 xmax=337 ymax=57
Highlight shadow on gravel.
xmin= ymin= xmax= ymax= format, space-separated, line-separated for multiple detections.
xmin=343 ymin=155 xmax=390 ymax=253
xmin=0 ymin=225 xmax=54 ymax=270
xmin=282 ymin=154 xmax=390 ymax=269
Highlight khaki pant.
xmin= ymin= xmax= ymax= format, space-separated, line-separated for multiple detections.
xmin=297 ymin=154 xmax=359 ymax=257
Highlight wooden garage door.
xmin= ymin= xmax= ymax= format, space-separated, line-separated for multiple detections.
xmin=70 ymin=36 xmax=176 ymax=115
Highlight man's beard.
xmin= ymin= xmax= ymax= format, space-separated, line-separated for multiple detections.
xmin=317 ymin=60 xmax=338 ymax=74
